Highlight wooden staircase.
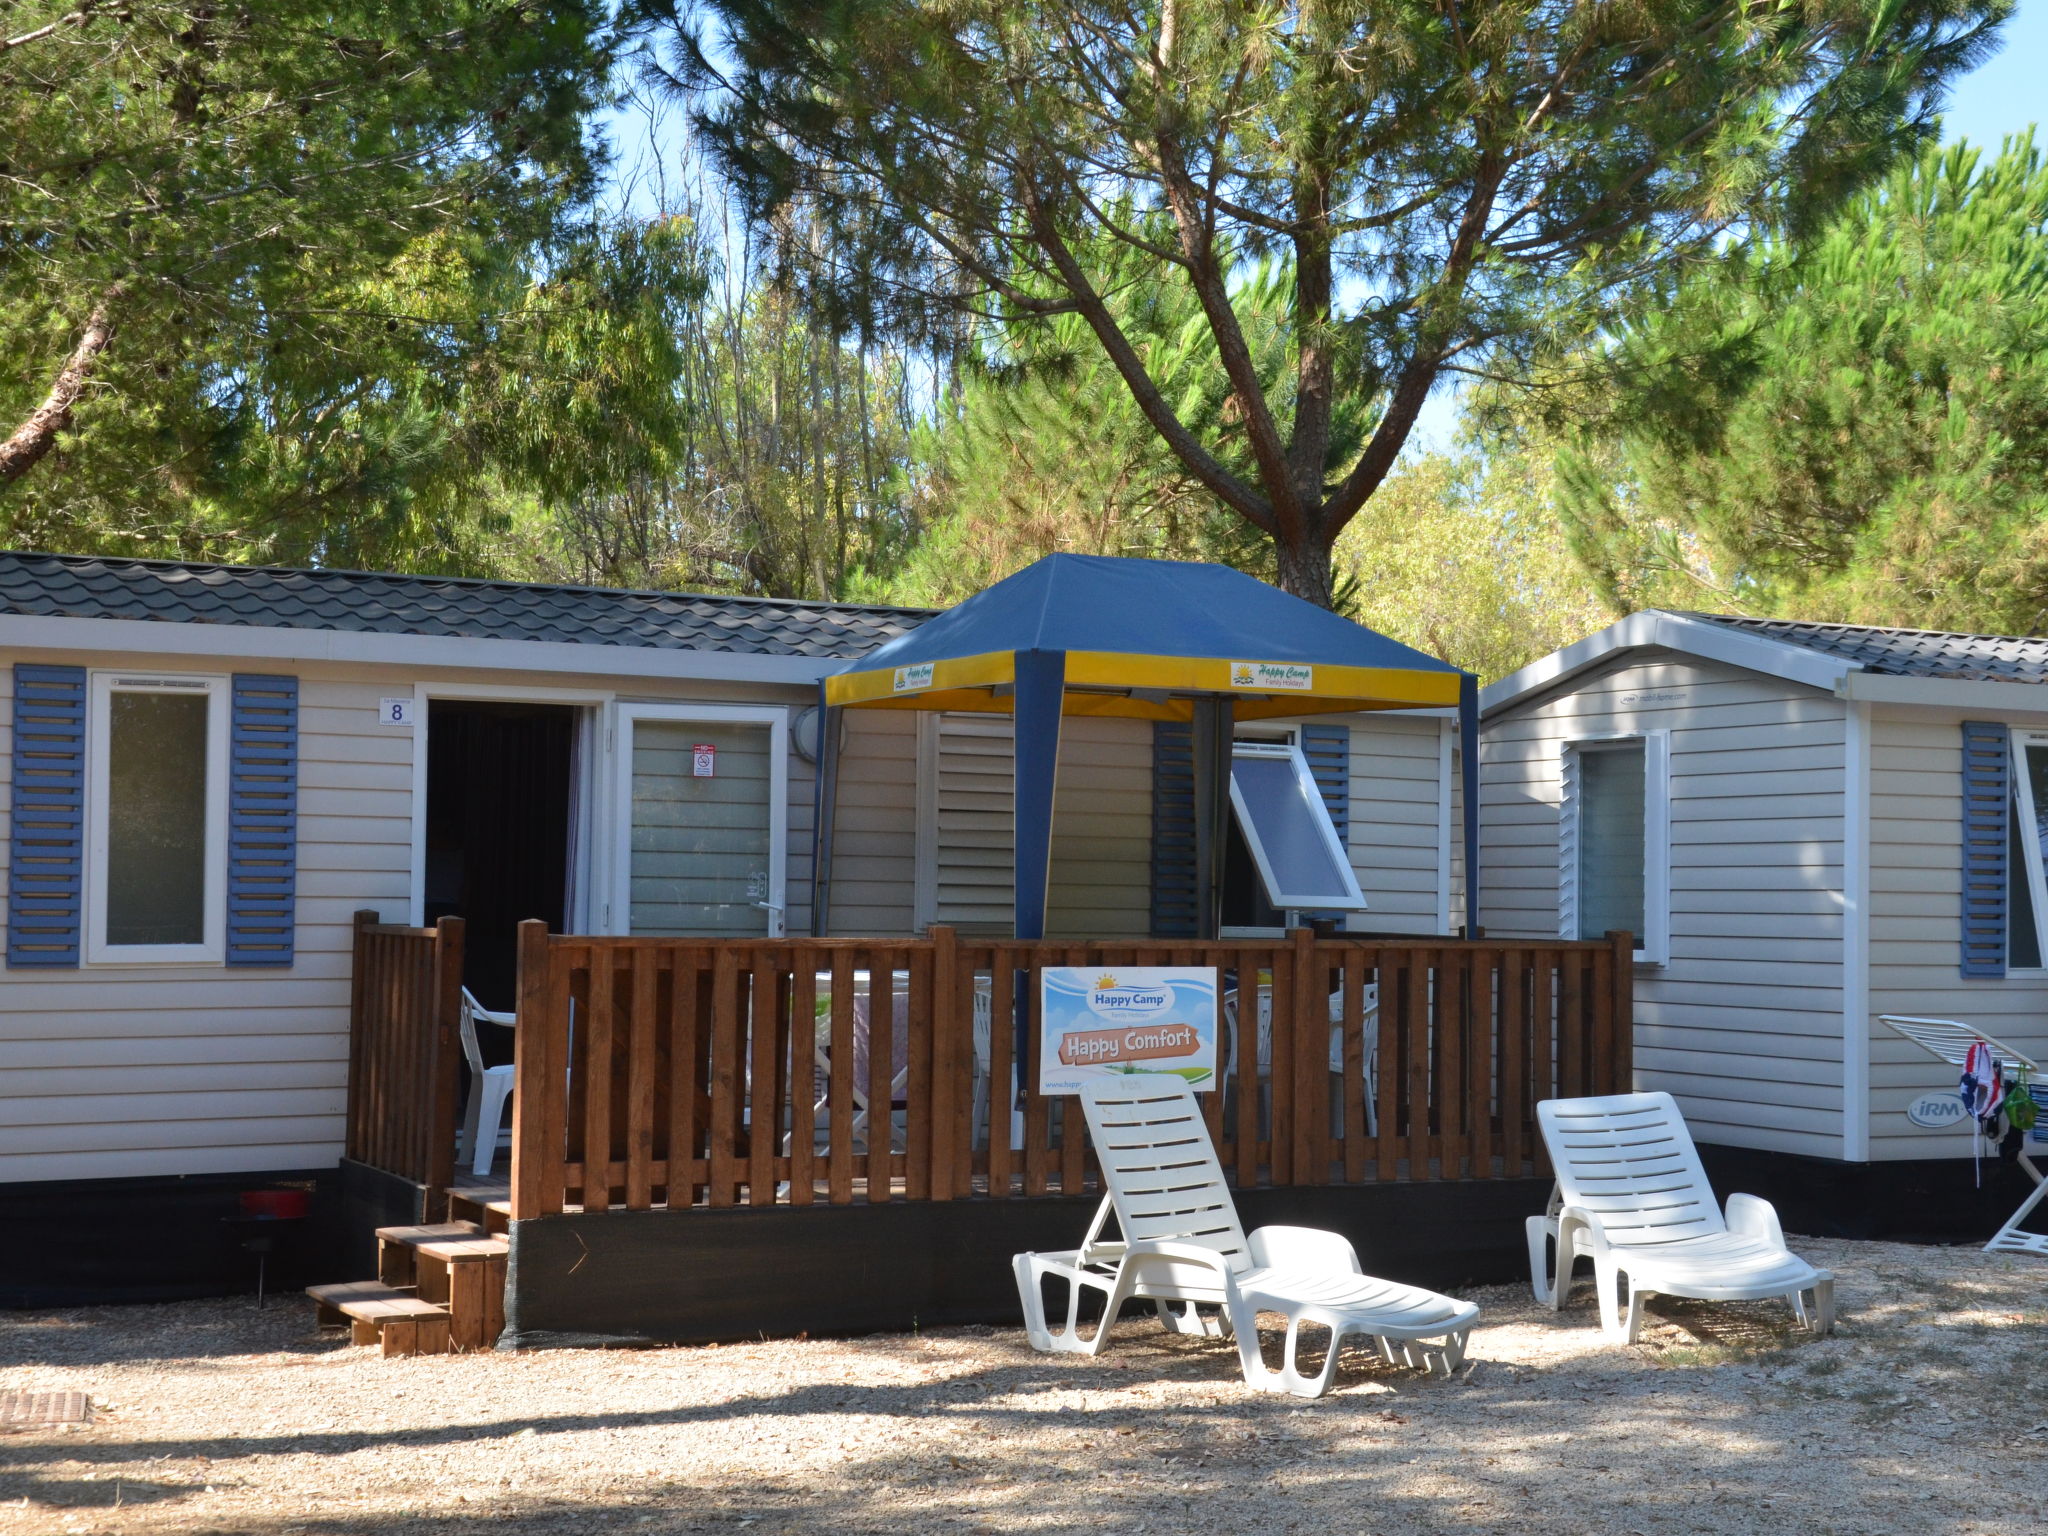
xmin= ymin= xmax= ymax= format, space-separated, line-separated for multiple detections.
xmin=308 ymin=1190 xmax=510 ymax=1357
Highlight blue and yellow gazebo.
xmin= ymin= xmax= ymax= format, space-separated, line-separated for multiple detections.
xmin=817 ymin=554 xmax=1478 ymax=940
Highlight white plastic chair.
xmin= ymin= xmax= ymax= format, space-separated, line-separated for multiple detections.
xmin=458 ymin=988 xmax=518 ymax=1178
xmin=1013 ymin=1074 xmax=1479 ymax=1396
xmin=1529 ymin=1092 xmax=1835 ymax=1342
xmin=1222 ymin=983 xmax=1377 ymax=1135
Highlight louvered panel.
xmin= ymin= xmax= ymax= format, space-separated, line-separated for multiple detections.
xmin=1300 ymin=721 xmax=1353 ymax=922
xmin=1960 ymin=720 xmax=2009 ymax=978
xmin=935 ymin=713 xmax=1015 ymax=931
xmin=226 ymin=674 xmax=300 ymax=966
xmin=1150 ymin=720 xmax=1198 ymax=938
xmin=7 ymin=665 xmax=86 ymax=968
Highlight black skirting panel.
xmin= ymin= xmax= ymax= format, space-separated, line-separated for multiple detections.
xmin=1697 ymin=1144 xmax=2041 ymax=1245
xmin=503 ymin=1178 xmax=1553 ymax=1349
xmin=0 ymin=1163 xmax=384 ymax=1308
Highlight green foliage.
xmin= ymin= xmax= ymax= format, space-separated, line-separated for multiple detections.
xmin=1335 ymin=446 xmax=1612 ymax=680
xmin=860 ymin=250 xmax=1323 ymax=605
xmin=0 ymin=1 xmax=648 ymax=570
xmin=1552 ymin=134 xmax=2048 ymax=631
xmin=653 ymin=0 xmax=2002 ymax=604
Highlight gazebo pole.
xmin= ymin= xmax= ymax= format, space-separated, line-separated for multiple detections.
xmin=1460 ymin=672 xmax=1481 ymax=938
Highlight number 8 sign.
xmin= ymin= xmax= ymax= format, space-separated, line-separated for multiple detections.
xmin=378 ymin=697 xmax=417 ymax=726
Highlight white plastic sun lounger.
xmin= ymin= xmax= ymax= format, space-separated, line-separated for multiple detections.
xmin=1530 ymin=1092 xmax=1834 ymax=1343
xmin=1013 ymin=1074 xmax=1479 ymax=1396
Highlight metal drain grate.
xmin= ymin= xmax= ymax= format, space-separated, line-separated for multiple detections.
xmin=0 ymin=1391 xmax=90 ymax=1430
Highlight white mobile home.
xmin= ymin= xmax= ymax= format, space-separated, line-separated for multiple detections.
xmin=1479 ymin=611 xmax=2048 ymax=1234
xmin=0 ymin=551 xmax=1461 ymax=1301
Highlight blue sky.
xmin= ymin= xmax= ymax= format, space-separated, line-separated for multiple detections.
xmin=1940 ymin=0 xmax=2045 ymax=155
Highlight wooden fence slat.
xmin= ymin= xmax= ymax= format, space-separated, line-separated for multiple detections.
xmin=667 ymin=947 xmax=705 ymax=1209
xmin=828 ymin=950 xmax=856 ymax=1204
xmin=749 ymin=951 xmax=781 ymax=1207
xmin=622 ymin=951 xmax=658 ymax=1209
xmin=1560 ymin=948 xmax=1586 ymax=1100
xmin=790 ymin=960 xmax=818 ymax=1206
xmin=987 ymin=950 xmax=1014 ymax=1200
xmin=1442 ymin=948 xmax=1469 ymax=1179
xmin=1406 ymin=951 xmax=1432 ymax=1179
xmin=907 ymin=941 xmax=934 ymax=1201
xmin=1611 ymin=930 xmax=1635 ymax=1093
xmin=1341 ymin=952 xmax=1368 ymax=1183
xmin=1500 ymin=949 xmax=1527 ymax=1177
xmin=1234 ymin=947 xmax=1260 ymax=1189
xmin=1023 ymin=953 xmax=1051 ymax=1198
xmin=927 ymin=928 xmax=958 ymax=1203
xmin=707 ymin=947 xmax=742 ymax=1208
xmin=1531 ymin=952 xmax=1558 ymax=1179
xmin=1375 ymin=952 xmax=1401 ymax=1182
xmin=866 ymin=950 xmax=895 ymax=1203
xmin=582 ymin=950 xmax=617 ymax=1213
xmin=1467 ymin=948 xmax=1495 ymax=1179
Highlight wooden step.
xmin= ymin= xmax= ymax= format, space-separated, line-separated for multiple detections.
xmin=373 ymin=1221 xmax=509 ymax=1352
xmin=376 ymin=1222 xmax=485 ymax=1288
xmin=446 ymin=1186 xmax=511 ymax=1235
xmin=306 ymin=1282 xmax=453 ymax=1356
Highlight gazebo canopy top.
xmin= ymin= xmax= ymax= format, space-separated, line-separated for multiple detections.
xmin=825 ymin=553 xmax=1464 ymax=720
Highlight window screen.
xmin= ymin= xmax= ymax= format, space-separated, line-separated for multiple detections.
xmin=105 ymin=690 xmax=210 ymax=946
xmin=1228 ymin=746 xmax=1366 ymax=911
xmin=1576 ymin=742 xmax=1646 ymax=944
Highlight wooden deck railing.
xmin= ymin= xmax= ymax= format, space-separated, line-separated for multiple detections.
xmin=345 ymin=912 xmax=464 ymax=1192
xmin=508 ymin=925 xmax=1633 ymax=1220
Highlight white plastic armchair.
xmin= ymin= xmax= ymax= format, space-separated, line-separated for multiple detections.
xmin=458 ymin=988 xmax=518 ymax=1178
xmin=1529 ymin=1092 xmax=1834 ymax=1343
xmin=1013 ymin=1074 xmax=1478 ymax=1396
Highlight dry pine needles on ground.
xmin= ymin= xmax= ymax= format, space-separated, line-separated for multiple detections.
xmin=1 ymin=1238 xmax=2043 ymax=1536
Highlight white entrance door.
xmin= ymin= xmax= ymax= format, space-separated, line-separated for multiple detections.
xmin=613 ymin=705 xmax=788 ymax=937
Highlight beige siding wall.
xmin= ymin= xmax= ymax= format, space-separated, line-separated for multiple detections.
xmin=1481 ymin=653 xmax=1849 ymax=1157
xmin=0 ymin=650 xmax=832 ymax=1184
xmin=1865 ymin=701 xmax=2048 ymax=1162
xmin=1048 ymin=716 xmax=1153 ymax=939
xmin=1346 ymin=713 xmax=1449 ymax=936
xmin=826 ymin=710 xmax=917 ymax=935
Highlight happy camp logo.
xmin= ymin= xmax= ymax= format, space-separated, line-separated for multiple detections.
xmin=1085 ymin=973 xmax=1172 ymax=1021
xmin=1229 ymin=660 xmax=1313 ymax=691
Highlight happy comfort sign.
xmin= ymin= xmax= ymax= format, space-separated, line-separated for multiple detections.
xmin=1037 ymin=967 xmax=1219 ymax=1094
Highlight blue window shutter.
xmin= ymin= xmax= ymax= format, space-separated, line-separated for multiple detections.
xmin=1150 ymin=720 xmax=1198 ymax=938
xmin=1299 ymin=722 xmax=1353 ymax=923
xmin=7 ymin=665 xmax=86 ymax=967
xmin=1961 ymin=719 xmax=2009 ymax=978
xmin=227 ymin=674 xmax=299 ymax=966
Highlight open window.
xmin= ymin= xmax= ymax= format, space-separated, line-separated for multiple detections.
xmin=1560 ymin=733 xmax=1669 ymax=964
xmin=85 ymin=671 xmax=230 ymax=964
xmin=2006 ymin=729 xmax=2048 ymax=969
xmin=1222 ymin=741 xmax=1365 ymax=930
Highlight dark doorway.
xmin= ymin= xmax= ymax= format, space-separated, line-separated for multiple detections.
xmin=424 ymin=701 xmax=577 ymax=1020
xmin=1219 ymin=809 xmax=1286 ymax=931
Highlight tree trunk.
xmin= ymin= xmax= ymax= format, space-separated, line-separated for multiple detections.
xmin=1273 ymin=533 xmax=1336 ymax=609
xmin=0 ymin=293 xmax=119 ymax=486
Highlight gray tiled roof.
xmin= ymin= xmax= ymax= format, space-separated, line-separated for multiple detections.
xmin=1683 ymin=612 xmax=2048 ymax=685
xmin=0 ymin=550 xmax=934 ymax=659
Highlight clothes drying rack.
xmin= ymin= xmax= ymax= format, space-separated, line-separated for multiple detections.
xmin=1878 ymin=1015 xmax=2048 ymax=1257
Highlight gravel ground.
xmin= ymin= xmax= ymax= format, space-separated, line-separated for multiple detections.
xmin=3 ymin=1237 xmax=2045 ymax=1536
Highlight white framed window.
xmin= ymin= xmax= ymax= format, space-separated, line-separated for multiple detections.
xmin=1559 ymin=732 xmax=1669 ymax=964
xmin=1227 ymin=741 xmax=1366 ymax=914
xmin=2005 ymin=728 xmax=2048 ymax=971
xmin=85 ymin=671 xmax=231 ymax=964
xmin=610 ymin=702 xmax=789 ymax=938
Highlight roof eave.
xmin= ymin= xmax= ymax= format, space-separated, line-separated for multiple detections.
xmin=0 ymin=610 xmax=862 ymax=683
xmin=1479 ymin=611 xmax=1861 ymax=718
